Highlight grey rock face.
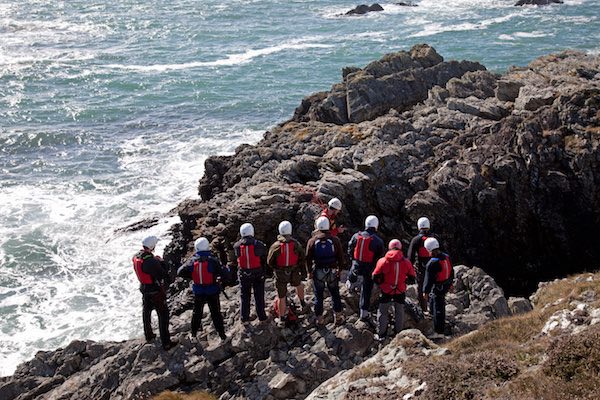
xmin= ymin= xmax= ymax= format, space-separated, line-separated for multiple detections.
xmin=292 ymin=44 xmax=484 ymax=125
xmin=345 ymin=4 xmax=384 ymax=15
xmin=508 ymin=297 xmax=534 ymax=315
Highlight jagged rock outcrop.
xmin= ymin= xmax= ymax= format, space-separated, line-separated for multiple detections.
xmin=306 ymin=271 xmax=600 ymax=399
xmin=345 ymin=4 xmax=384 ymax=16
xmin=305 ymin=329 xmax=440 ymax=400
xmin=291 ymin=45 xmax=484 ymax=124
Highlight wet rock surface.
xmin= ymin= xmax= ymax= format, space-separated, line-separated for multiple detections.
xmin=345 ymin=4 xmax=384 ymax=15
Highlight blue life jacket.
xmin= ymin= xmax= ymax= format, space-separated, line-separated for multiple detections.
xmin=314 ymin=238 xmax=336 ymax=267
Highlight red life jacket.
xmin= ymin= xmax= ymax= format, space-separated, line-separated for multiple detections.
xmin=276 ymin=242 xmax=299 ymax=268
xmin=353 ymin=234 xmax=374 ymax=263
xmin=132 ymin=251 xmax=153 ymax=284
xmin=192 ymin=259 xmax=214 ymax=285
xmin=436 ymin=258 xmax=452 ymax=283
xmin=418 ymin=235 xmax=430 ymax=258
xmin=238 ymin=244 xmax=261 ymax=270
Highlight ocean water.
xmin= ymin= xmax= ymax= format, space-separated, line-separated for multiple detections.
xmin=0 ymin=0 xmax=598 ymax=376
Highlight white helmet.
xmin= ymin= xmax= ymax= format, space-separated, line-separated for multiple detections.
xmin=240 ymin=223 xmax=255 ymax=238
xmin=417 ymin=217 xmax=430 ymax=230
xmin=424 ymin=237 xmax=440 ymax=253
xmin=315 ymin=216 xmax=330 ymax=231
xmin=365 ymin=215 xmax=379 ymax=229
xmin=388 ymin=239 xmax=402 ymax=250
xmin=142 ymin=235 xmax=159 ymax=250
xmin=278 ymin=220 xmax=292 ymax=235
xmin=328 ymin=197 xmax=342 ymax=210
xmin=194 ymin=237 xmax=209 ymax=252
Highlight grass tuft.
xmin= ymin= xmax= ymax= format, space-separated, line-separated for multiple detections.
xmin=153 ymin=391 xmax=217 ymax=400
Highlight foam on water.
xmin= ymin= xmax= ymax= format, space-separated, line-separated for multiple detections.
xmin=105 ymin=41 xmax=335 ymax=72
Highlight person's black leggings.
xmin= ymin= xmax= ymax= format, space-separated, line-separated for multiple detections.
xmin=192 ymin=293 xmax=225 ymax=337
xmin=142 ymin=289 xmax=171 ymax=345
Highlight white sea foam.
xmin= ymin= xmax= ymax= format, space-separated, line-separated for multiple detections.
xmin=0 ymin=17 xmax=111 ymax=36
xmin=0 ymin=127 xmax=264 ymax=376
xmin=540 ymin=14 xmax=597 ymax=24
xmin=408 ymin=12 xmax=522 ymax=38
xmin=514 ymin=31 xmax=549 ymax=38
xmin=499 ymin=31 xmax=550 ymax=40
xmin=105 ymin=41 xmax=334 ymax=72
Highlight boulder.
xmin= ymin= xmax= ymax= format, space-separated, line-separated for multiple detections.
xmin=508 ymin=297 xmax=533 ymax=315
xmin=346 ymin=4 xmax=384 ymax=15
xmin=293 ymin=44 xmax=484 ymax=124
xmin=514 ymin=85 xmax=556 ymax=111
xmin=495 ymin=79 xmax=524 ymax=102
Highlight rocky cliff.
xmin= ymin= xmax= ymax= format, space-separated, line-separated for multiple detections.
xmin=173 ymin=44 xmax=600 ymax=295
xmin=2 ymin=45 xmax=599 ymax=399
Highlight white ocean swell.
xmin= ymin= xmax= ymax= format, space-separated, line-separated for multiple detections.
xmin=104 ymin=41 xmax=335 ymax=72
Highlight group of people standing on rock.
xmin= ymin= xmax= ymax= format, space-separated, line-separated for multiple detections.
xmin=132 ymin=197 xmax=455 ymax=350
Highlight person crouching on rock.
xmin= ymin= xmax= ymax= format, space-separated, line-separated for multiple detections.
xmin=234 ymin=223 xmax=268 ymax=323
xmin=132 ymin=236 xmax=178 ymax=350
xmin=267 ymin=221 xmax=308 ymax=327
xmin=320 ymin=197 xmax=346 ymax=237
xmin=306 ymin=216 xmax=346 ymax=326
xmin=372 ymin=239 xmax=416 ymax=342
xmin=423 ymin=238 xmax=454 ymax=339
xmin=407 ymin=217 xmax=440 ymax=312
xmin=347 ymin=215 xmax=385 ymax=322
xmin=177 ymin=237 xmax=227 ymax=341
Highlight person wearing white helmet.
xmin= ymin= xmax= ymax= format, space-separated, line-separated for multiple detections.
xmin=319 ymin=197 xmax=346 ymax=237
xmin=306 ymin=216 xmax=347 ymax=325
xmin=347 ymin=215 xmax=385 ymax=321
xmin=177 ymin=237 xmax=227 ymax=341
xmin=422 ymin=237 xmax=454 ymax=338
xmin=372 ymin=239 xmax=416 ymax=342
xmin=132 ymin=235 xmax=177 ymax=350
xmin=407 ymin=216 xmax=440 ymax=312
xmin=233 ymin=222 xmax=268 ymax=323
xmin=267 ymin=221 xmax=308 ymax=327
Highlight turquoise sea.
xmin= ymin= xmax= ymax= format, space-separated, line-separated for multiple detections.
xmin=1 ymin=0 xmax=598 ymax=376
